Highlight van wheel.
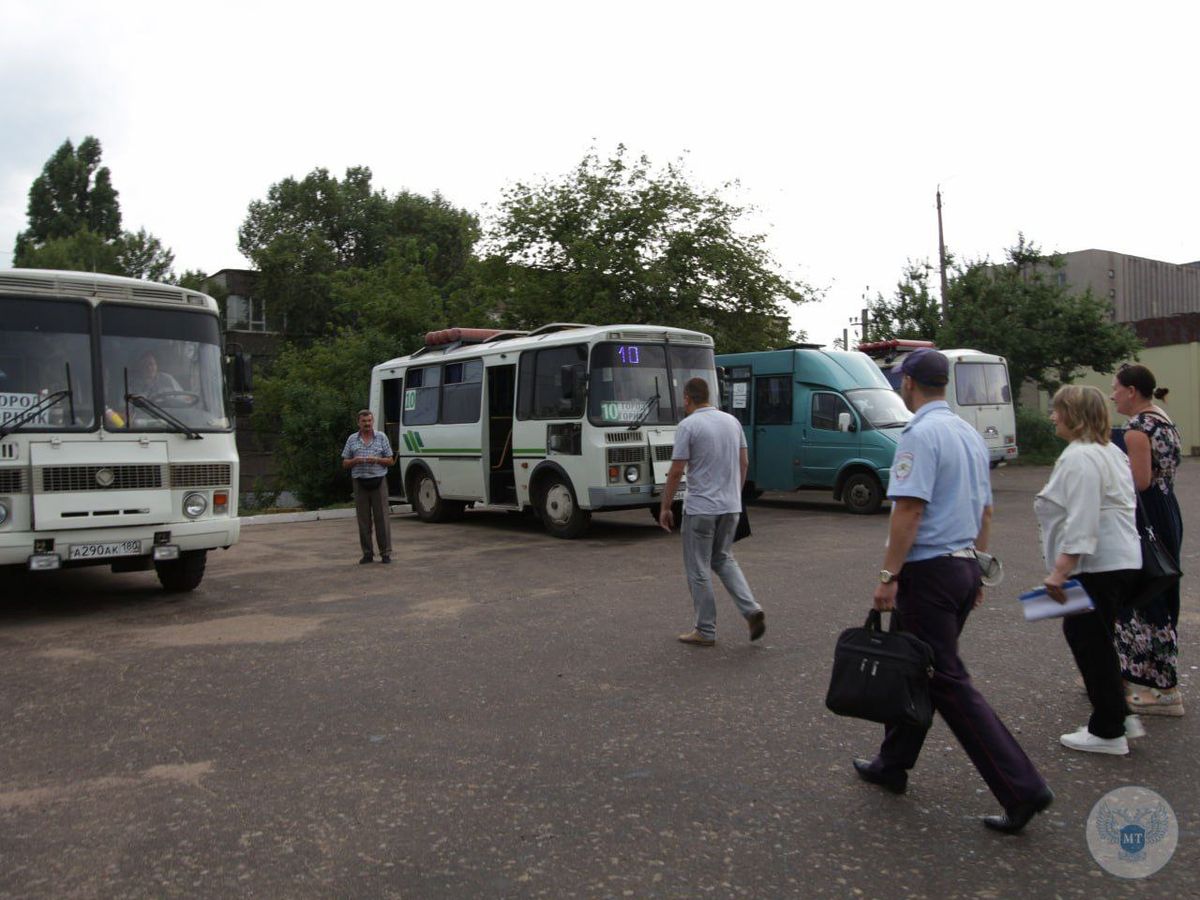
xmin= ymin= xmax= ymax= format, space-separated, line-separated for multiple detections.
xmin=411 ymin=470 xmax=465 ymax=522
xmin=539 ymin=475 xmax=590 ymax=539
xmin=156 ymin=550 xmax=206 ymax=593
xmin=842 ymin=473 xmax=883 ymax=515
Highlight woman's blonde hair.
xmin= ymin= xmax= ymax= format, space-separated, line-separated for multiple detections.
xmin=1052 ymin=385 xmax=1110 ymax=444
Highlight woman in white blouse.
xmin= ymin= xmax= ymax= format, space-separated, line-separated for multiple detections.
xmin=1035 ymin=385 xmax=1142 ymax=756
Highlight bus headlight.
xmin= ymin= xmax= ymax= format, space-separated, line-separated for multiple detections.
xmin=624 ymin=465 xmax=640 ymax=484
xmin=183 ymin=492 xmax=208 ymax=518
xmin=0 ymin=500 xmax=8 ymax=526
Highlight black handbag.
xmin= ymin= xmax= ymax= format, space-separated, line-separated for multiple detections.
xmin=825 ymin=609 xmax=935 ymax=729
xmin=733 ymin=506 xmax=751 ymax=542
xmin=1129 ymin=493 xmax=1181 ymax=608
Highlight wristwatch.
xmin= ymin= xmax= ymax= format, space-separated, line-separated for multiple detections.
xmin=879 ymin=569 xmax=897 ymax=584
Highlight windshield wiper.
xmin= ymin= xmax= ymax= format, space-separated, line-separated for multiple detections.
xmin=0 ymin=389 xmax=70 ymax=440
xmin=627 ymin=377 xmax=662 ymax=431
xmin=125 ymin=393 xmax=203 ymax=440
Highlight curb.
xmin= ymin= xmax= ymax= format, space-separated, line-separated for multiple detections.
xmin=241 ymin=505 xmax=412 ymax=527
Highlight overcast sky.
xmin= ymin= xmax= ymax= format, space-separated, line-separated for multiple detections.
xmin=2 ymin=1 xmax=1197 ymax=346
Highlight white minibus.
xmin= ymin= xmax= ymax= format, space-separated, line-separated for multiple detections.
xmin=0 ymin=269 xmax=240 ymax=590
xmin=369 ymin=323 xmax=718 ymax=538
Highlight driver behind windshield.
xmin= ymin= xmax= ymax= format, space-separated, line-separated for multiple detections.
xmin=129 ymin=351 xmax=182 ymax=396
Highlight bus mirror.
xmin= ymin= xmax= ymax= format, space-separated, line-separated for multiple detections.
xmin=234 ymin=395 xmax=254 ymax=416
xmin=716 ymin=366 xmax=730 ymax=408
xmin=231 ymin=351 xmax=253 ymax=393
xmin=838 ymin=412 xmax=853 ymax=432
xmin=560 ymin=364 xmax=586 ymax=400
xmin=1001 ymin=384 xmax=1011 ymax=403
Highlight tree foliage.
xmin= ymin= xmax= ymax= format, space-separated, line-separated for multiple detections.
xmin=13 ymin=136 xmax=179 ymax=283
xmin=237 ymin=166 xmax=479 ymax=340
xmin=867 ymin=259 xmax=944 ymax=342
xmin=480 ymin=146 xmax=812 ymax=352
xmin=939 ymin=236 xmax=1141 ymax=397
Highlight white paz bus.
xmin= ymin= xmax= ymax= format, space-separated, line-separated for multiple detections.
xmin=369 ymin=324 xmax=718 ymax=538
xmin=0 ymin=270 xmax=240 ymax=591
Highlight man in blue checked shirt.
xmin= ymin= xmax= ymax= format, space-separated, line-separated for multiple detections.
xmin=341 ymin=409 xmax=395 ymax=564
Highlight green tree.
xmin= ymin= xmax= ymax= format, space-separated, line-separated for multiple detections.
xmin=237 ymin=166 xmax=479 ymax=340
xmin=867 ymin=259 xmax=944 ymax=342
xmin=13 ymin=136 xmax=179 ymax=283
xmin=480 ymin=146 xmax=813 ymax=352
xmin=939 ymin=235 xmax=1141 ymax=399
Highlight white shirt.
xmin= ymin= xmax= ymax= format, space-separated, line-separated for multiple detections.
xmin=671 ymin=405 xmax=746 ymax=516
xmin=1034 ymin=440 xmax=1141 ymax=574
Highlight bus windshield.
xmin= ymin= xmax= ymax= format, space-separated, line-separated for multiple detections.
xmin=0 ymin=297 xmax=95 ymax=431
xmin=846 ymin=388 xmax=912 ymax=429
xmin=588 ymin=342 xmax=717 ymax=426
xmin=101 ymin=305 xmax=230 ymax=432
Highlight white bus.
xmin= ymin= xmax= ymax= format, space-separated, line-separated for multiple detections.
xmin=0 ymin=269 xmax=240 ymax=591
xmin=369 ymin=324 xmax=718 ymax=538
xmin=860 ymin=340 xmax=1019 ymax=466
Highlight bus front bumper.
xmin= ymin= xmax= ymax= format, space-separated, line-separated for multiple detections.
xmin=0 ymin=518 xmax=241 ymax=569
xmin=587 ymin=485 xmax=684 ymax=510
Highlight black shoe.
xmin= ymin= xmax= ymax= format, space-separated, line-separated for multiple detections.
xmin=747 ymin=610 xmax=766 ymax=641
xmin=852 ymin=758 xmax=907 ymax=795
xmin=380 ymin=555 xmax=391 ymax=564
xmin=359 ymin=554 xmax=373 ymax=564
xmin=982 ymin=787 xmax=1054 ymax=834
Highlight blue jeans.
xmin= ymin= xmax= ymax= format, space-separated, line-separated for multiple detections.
xmin=681 ymin=513 xmax=760 ymax=638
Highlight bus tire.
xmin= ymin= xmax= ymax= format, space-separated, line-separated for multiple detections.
xmin=538 ymin=475 xmax=590 ymax=539
xmin=156 ymin=549 xmax=206 ymax=593
xmin=410 ymin=469 xmax=464 ymax=523
xmin=842 ymin=472 xmax=883 ymax=515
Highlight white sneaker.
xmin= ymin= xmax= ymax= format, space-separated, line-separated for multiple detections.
xmin=1061 ymin=727 xmax=1129 ymax=755
xmin=1125 ymin=715 xmax=1146 ymax=739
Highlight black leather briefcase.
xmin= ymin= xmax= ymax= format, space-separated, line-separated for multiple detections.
xmin=825 ymin=610 xmax=935 ymax=729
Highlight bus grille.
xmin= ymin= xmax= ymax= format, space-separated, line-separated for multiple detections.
xmin=654 ymin=445 xmax=674 ymax=461
xmin=606 ymin=447 xmax=646 ymax=465
xmin=39 ymin=464 xmax=165 ymax=492
xmin=0 ymin=468 xmax=24 ymax=493
xmin=171 ymin=463 xmax=232 ymax=487
xmin=606 ymin=431 xmax=643 ymax=443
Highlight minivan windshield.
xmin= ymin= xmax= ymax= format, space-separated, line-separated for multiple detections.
xmin=846 ymin=388 xmax=911 ymax=429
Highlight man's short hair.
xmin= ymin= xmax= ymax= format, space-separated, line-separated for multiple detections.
xmin=357 ymin=409 xmax=373 ymax=420
xmin=683 ymin=377 xmax=710 ymax=405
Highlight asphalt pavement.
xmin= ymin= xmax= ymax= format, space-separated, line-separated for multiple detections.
xmin=0 ymin=463 xmax=1196 ymax=898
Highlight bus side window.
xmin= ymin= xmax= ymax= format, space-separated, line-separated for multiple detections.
xmin=754 ymin=376 xmax=792 ymax=425
xmin=441 ymin=359 xmax=483 ymax=424
xmin=404 ymin=365 xmax=441 ymax=426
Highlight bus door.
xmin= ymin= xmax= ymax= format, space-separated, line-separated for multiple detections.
xmin=800 ymin=391 xmax=860 ymax=487
xmin=752 ymin=375 xmax=795 ymax=491
xmin=486 ymin=364 xmax=517 ymax=505
xmin=382 ymin=375 xmax=405 ymax=498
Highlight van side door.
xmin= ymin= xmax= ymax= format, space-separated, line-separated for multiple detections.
xmin=799 ymin=391 xmax=860 ymax=488
xmin=752 ymin=375 xmax=796 ymax=491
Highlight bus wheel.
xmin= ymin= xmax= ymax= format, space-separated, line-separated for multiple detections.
xmin=411 ymin=470 xmax=463 ymax=522
xmin=539 ymin=476 xmax=590 ymax=539
xmin=842 ymin=473 xmax=883 ymax=515
xmin=156 ymin=549 xmax=206 ymax=593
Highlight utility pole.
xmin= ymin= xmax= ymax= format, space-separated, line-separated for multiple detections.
xmin=936 ymin=185 xmax=949 ymax=321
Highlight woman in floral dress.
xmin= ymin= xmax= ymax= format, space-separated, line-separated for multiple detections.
xmin=1111 ymin=364 xmax=1184 ymax=716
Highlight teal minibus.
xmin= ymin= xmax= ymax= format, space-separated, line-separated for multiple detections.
xmin=715 ymin=347 xmax=910 ymax=513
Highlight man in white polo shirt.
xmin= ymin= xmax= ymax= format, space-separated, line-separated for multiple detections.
xmin=659 ymin=377 xmax=764 ymax=646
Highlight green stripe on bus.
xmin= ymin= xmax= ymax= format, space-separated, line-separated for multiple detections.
xmin=513 ymin=448 xmax=544 ymax=454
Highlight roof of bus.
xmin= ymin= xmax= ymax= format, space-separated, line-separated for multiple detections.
xmin=0 ymin=268 xmax=218 ymax=313
xmin=373 ymin=324 xmax=714 ymax=372
xmin=715 ymin=347 xmax=893 ymax=391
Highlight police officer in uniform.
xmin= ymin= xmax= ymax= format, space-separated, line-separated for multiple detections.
xmin=853 ymin=349 xmax=1054 ymax=834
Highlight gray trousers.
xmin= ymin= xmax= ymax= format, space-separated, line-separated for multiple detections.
xmin=682 ymin=513 xmax=760 ymax=638
xmin=353 ymin=478 xmax=392 ymax=557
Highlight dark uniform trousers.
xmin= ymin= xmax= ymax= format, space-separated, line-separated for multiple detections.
xmin=873 ymin=556 xmax=1048 ymax=811
xmin=353 ymin=477 xmax=392 ymax=557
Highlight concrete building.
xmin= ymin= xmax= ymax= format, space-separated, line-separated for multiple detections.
xmin=1044 ymin=250 xmax=1200 ymax=454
